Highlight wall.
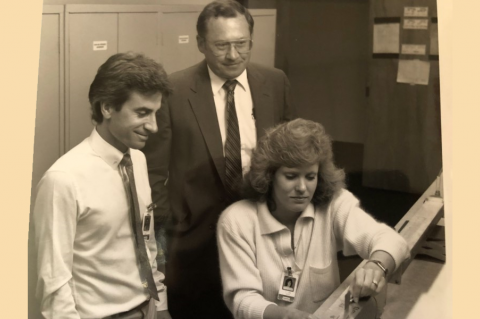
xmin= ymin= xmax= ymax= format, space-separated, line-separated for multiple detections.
xmin=249 ymin=0 xmax=276 ymax=8
xmin=287 ymin=0 xmax=369 ymax=144
xmin=250 ymin=0 xmax=370 ymax=144
xmin=362 ymin=0 xmax=442 ymax=193
xmin=43 ymin=0 xmax=369 ymax=145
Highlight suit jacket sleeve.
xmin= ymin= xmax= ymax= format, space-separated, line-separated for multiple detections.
xmin=282 ymin=71 xmax=295 ymax=122
xmin=142 ymin=96 xmax=172 ymax=228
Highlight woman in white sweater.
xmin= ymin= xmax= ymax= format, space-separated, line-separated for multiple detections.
xmin=217 ymin=119 xmax=410 ymax=319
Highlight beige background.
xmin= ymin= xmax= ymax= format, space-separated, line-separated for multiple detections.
xmin=1 ymin=0 xmax=42 ymax=317
xmin=1 ymin=0 xmax=474 ymax=317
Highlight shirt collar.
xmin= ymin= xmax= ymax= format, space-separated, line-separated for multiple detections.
xmin=207 ymin=65 xmax=248 ymax=95
xmin=88 ymin=128 xmax=128 ymax=169
xmin=258 ymin=202 xmax=315 ymax=235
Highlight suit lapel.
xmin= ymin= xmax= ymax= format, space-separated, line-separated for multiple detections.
xmin=248 ymin=64 xmax=275 ymax=139
xmin=187 ymin=62 xmax=274 ymax=188
xmin=188 ymin=61 xmax=226 ymax=187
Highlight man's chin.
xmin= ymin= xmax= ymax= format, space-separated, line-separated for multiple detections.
xmin=219 ymin=64 xmax=247 ymax=79
xmin=128 ymin=141 xmax=146 ymax=150
xmin=223 ymin=70 xmax=244 ymax=80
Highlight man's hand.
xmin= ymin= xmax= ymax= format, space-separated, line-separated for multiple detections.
xmin=157 ymin=310 xmax=172 ymax=319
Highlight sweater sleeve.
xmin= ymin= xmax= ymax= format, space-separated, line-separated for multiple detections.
xmin=217 ymin=203 xmax=276 ymax=319
xmin=332 ymin=190 xmax=410 ymax=272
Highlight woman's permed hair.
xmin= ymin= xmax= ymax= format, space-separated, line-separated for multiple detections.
xmin=243 ymin=118 xmax=345 ymax=209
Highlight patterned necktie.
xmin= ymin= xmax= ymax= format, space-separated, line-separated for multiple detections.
xmin=223 ymin=79 xmax=242 ymax=201
xmin=120 ymin=153 xmax=159 ymax=301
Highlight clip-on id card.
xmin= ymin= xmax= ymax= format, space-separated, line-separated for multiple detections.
xmin=142 ymin=203 xmax=156 ymax=240
xmin=277 ymin=267 xmax=299 ymax=303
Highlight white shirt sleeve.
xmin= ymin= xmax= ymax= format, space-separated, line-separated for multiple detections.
xmin=33 ymin=171 xmax=81 ymax=319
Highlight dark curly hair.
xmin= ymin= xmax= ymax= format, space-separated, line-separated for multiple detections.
xmin=197 ymin=0 xmax=254 ymax=39
xmin=243 ymin=119 xmax=345 ymax=210
xmin=89 ymin=52 xmax=172 ymax=124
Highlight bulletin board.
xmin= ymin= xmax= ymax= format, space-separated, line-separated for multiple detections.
xmin=362 ymin=0 xmax=442 ymax=194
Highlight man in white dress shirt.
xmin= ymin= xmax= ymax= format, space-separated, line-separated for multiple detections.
xmin=33 ymin=52 xmax=172 ymax=319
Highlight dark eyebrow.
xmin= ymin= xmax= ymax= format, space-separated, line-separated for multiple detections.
xmin=136 ymin=107 xmax=154 ymax=112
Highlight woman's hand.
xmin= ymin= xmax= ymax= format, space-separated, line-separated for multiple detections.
xmin=349 ymin=264 xmax=385 ymax=303
xmin=263 ymin=304 xmax=314 ymax=319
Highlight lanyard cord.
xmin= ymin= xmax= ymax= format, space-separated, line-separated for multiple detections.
xmin=277 ymin=217 xmax=314 ymax=275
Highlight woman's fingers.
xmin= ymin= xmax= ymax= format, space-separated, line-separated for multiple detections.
xmin=350 ymin=268 xmax=385 ymax=303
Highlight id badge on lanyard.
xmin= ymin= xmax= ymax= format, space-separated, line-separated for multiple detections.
xmin=277 ymin=267 xmax=299 ymax=303
xmin=142 ymin=203 xmax=156 ymax=240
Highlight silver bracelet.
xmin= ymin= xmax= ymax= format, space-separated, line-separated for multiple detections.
xmin=367 ymin=260 xmax=388 ymax=277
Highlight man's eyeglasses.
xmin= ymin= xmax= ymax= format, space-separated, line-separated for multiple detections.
xmin=205 ymin=39 xmax=253 ymax=56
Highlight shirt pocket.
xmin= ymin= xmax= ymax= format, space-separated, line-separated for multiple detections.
xmin=309 ymin=262 xmax=337 ymax=303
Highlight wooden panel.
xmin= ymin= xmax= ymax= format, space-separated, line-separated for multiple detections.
xmin=362 ymin=0 xmax=442 ymax=193
xmin=119 ymin=12 xmax=161 ymax=62
xmin=249 ymin=9 xmax=276 ymax=67
xmin=66 ymin=10 xmax=118 ymax=150
xmin=159 ymin=6 xmax=204 ymax=74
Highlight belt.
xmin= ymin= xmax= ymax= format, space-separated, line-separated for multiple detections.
xmin=106 ymin=299 xmax=150 ymax=319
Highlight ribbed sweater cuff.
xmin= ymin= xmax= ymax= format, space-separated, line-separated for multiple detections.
xmin=238 ymin=298 xmax=276 ymax=319
xmin=370 ymin=238 xmax=410 ymax=272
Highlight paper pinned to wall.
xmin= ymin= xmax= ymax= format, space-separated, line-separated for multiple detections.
xmin=373 ymin=23 xmax=400 ymax=53
xmin=178 ymin=35 xmax=189 ymax=44
xmin=397 ymin=59 xmax=430 ymax=85
xmin=430 ymin=22 xmax=439 ymax=55
xmin=404 ymin=19 xmax=429 ymax=30
xmin=404 ymin=7 xmax=429 ymax=17
xmin=93 ymin=41 xmax=107 ymax=51
xmin=401 ymin=44 xmax=426 ymax=55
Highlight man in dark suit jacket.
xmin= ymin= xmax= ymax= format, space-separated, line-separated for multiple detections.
xmin=143 ymin=1 xmax=294 ymax=318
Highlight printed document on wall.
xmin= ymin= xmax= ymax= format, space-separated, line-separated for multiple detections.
xmin=403 ymin=19 xmax=429 ymax=30
xmin=404 ymin=7 xmax=429 ymax=17
xmin=397 ymin=59 xmax=430 ymax=85
xmin=373 ymin=23 xmax=400 ymax=53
